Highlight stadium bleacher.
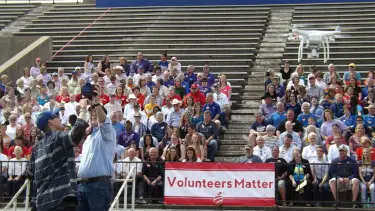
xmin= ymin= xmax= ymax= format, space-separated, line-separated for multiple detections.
xmin=0 ymin=4 xmax=36 ymax=30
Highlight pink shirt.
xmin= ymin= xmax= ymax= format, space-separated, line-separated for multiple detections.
xmin=220 ymin=85 xmax=231 ymax=99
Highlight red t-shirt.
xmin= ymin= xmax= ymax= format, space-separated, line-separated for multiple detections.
xmin=8 ymin=146 xmax=29 ymax=158
xmin=135 ymin=93 xmax=145 ymax=108
xmin=100 ymin=94 xmax=110 ymax=105
xmin=356 ymin=147 xmax=375 ymax=161
xmin=115 ymin=95 xmax=127 ymax=107
xmin=56 ymin=95 xmax=70 ymax=103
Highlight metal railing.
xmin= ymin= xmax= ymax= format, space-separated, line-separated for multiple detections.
xmin=3 ymin=179 xmax=30 ymax=211
xmin=109 ymin=166 xmax=136 ymax=211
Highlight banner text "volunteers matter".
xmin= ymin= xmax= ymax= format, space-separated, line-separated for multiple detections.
xmin=167 ymin=177 xmax=274 ymax=189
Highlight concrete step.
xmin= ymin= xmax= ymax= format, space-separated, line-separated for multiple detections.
xmin=215 ymin=157 xmax=238 ymax=162
xmin=217 ymin=151 xmax=243 ymax=157
xmin=261 ymin=38 xmax=286 ymax=43
xmin=231 ymin=115 xmax=255 ymax=122
xmin=221 ymin=139 xmax=248 ymax=145
xmin=220 ymin=145 xmax=246 ymax=151
xmin=231 ymin=109 xmax=258 ymax=115
xmin=46 ymin=59 xmax=254 ymax=67
xmin=258 ymin=47 xmax=284 ymax=52
xmin=228 ymin=123 xmax=250 ymax=129
xmin=256 ymin=53 xmax=283 ymax=58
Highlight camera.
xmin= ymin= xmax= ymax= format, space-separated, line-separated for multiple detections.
xmin=81 ymin=82 xmax=98 ymax=100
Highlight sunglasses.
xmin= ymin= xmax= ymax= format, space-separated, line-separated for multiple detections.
xmin=25 ymin=117 xmax=31 ymax=119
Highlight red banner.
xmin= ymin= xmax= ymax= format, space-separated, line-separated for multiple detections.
xmin=164 ymin=162 xmax=275 ymax=207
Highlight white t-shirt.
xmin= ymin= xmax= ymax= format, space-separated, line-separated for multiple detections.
xmin=6 ymin=125 xmax=17 ymax=140
xmin=20 ymin=76 xmax=35 ymax=88
xmin=302 ymin=144 xmax=318 ymax=163
xmin=8 ymin=158 xmax=28 ymax=176
xmin=116 ymin=157 xmax=143 ymax=175
xmin=279 ymin=145 xmax=298 ymax=162
xmin=253 ymin=145 xmax=272 ymax=162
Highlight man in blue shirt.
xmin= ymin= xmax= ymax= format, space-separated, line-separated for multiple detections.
xmin=111 ymin=112 xmax=125 ymax=136
xmin=77 ymin=86 xmax=116 ymax=211
xmin=202 ymin=63 xmax=215 ymax=87
xmin=364 ymin=104 xmax=375 ymax=131
xmin=130 ymin=52 xmax=154 ymax=73
xmin=268 ymin=102 xmax=286 ymax=128
xmin=331 ymin=93 xmax=344 ymax=118
xmin=297 ymin=102 xmax=317 ymax=127
xmin=202 ymin=93 xmax=227 ymax=129
xmin=158 ymin=52 xmax=169 ymax=71
xmin=184 ymin=65 xmax=197 ymax=87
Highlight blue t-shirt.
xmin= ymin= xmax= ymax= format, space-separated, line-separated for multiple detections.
xmin=158 ymin=60 xmax=169 ymax=70
xmin=202 ymin=102 xmax=221 ymax=119
xmin=199 ymin=86 xmax=212 ymax=96
xmin=364 ymin=114 xmax=375 ymax=128
xmin=184 ymin=73 xmax=197 ymax=86
xmin=37 ymin=95 xmax=50 ymax=106
xmin=268 ymin=111 xmax=287 ymax=128
xmin=297 ymin=113 xmax=317 ymax=127
xmin=250 ymin=121 xmax=267 ymax=132
xmin=112 ymin=122 xmax=125 ymax=137
xmin=285 ymin=103 xmax=301 ymax=117
xmin=191 ymin=115 xmax=203 ymax=125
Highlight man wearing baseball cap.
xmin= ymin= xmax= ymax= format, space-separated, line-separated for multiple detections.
xmin=182 ymin=83 xmax=206 ymax=106
xmin=329 ymin=144 xmax=360 ymax=208
xmin=27 ymin=100 xmax=89 ymax=210
xmin=237 ymin=144 xmax=263 ymax=163
xmin=343 ymin=63 xmax=361 ymax=83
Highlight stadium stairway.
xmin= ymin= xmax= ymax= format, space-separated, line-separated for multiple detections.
xmin=216 ymin=8 xmax=294 ymax=162
xmin=283 ymin=3 xmax=375 ymax=81
xmin=12 ymin=4 xmax=271 ymax=161
xmin=0 ymin=4 xmax=36 ymax=31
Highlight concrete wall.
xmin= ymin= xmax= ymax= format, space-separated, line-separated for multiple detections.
xmin=0 ymin=35 xmax=40 ymax=65
xmin=0 ymin=36 xmax=52 ymax=86
xmin=97 ymin=0 xmax=375 ymax=7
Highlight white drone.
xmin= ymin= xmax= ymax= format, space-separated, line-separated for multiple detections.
xmin=287 ymin=24 xmax=342 ymax=63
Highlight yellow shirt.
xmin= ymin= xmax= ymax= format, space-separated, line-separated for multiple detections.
xmin=144 ymin=103 xmax=157 ymax=118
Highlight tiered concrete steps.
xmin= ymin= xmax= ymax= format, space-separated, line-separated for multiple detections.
xmin=0 ymin=4 xmax=36 ymax=31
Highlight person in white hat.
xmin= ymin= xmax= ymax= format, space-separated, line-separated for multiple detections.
xmin=168 ymin=56 xmax=181 ymax=74
xmin=166 ymin=99 xmax=184 ymax=128
xmin=123 ymin=94 xmax=138 ymax=119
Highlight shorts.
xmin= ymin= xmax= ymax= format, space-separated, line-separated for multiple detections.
xmin=329 ymin=178 xmax=359 ymax=192
xmin=278 ymin=180 xmax=285 ymax=188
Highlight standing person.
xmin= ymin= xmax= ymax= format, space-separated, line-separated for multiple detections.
xmin=27 ymin=100 xmax=89 ymax=211
xmin=77 ymin=86 xmax=117 ymax=211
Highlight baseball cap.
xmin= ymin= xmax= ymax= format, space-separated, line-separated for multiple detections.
xmin=35 ymin=57 xmax=41 ymax=62
xmin=52 ymin=72 xmax=58 ymax=77
xmin=191 ymin=83 xmax=198 ymax=89
xmin=349 ymin=63 xmax=356 ymax=68
xmin=72 ymin=70 xmax=77 ymax=75
xmin=138 ymin=65 xmax=144 ymax=70
xmin=338 ymin=144 xmax=348 ymax=151
xmin=261 ymin=93 xmax=271 ymax=99
xmin=213 ymin=83 xmax=219 ymax=88
xmin=171 ymin=57 xmax=177 ymax=61
xmin=245 ymin=145 xmax=253 ymax=150
xmin=75 ymin=67 xmax=81 ymax=71
xmin=36 ymin=109 xmax=60 ymax=131
xmin=308 ymin=74 xmax=316 ymax=79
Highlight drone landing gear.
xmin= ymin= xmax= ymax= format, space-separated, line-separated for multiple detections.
xmin=308 ymin=48 xmax=319 ymax=59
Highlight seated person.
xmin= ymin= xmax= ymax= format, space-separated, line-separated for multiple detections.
xmin=328 ymin=145 xmax=360 ymax=208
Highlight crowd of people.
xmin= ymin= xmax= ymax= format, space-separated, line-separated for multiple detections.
xmin=0 ymin=52 xmax=232 ymax=204
xmin=239 ymin=61 xmax=375 ymax=208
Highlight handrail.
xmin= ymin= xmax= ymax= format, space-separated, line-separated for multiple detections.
xmin=3 ymin=179 xmax=31 ymax=211
xmin=109 ymin=166 xmax=136 ymax=211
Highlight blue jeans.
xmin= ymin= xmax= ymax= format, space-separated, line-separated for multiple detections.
xmin=207 ymin=139 xmax=218 ymax=161
xmin=77 ymin=180 xmax=113 ymax=211
xmin=313 ymin=179 xmax=329 ymax=203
